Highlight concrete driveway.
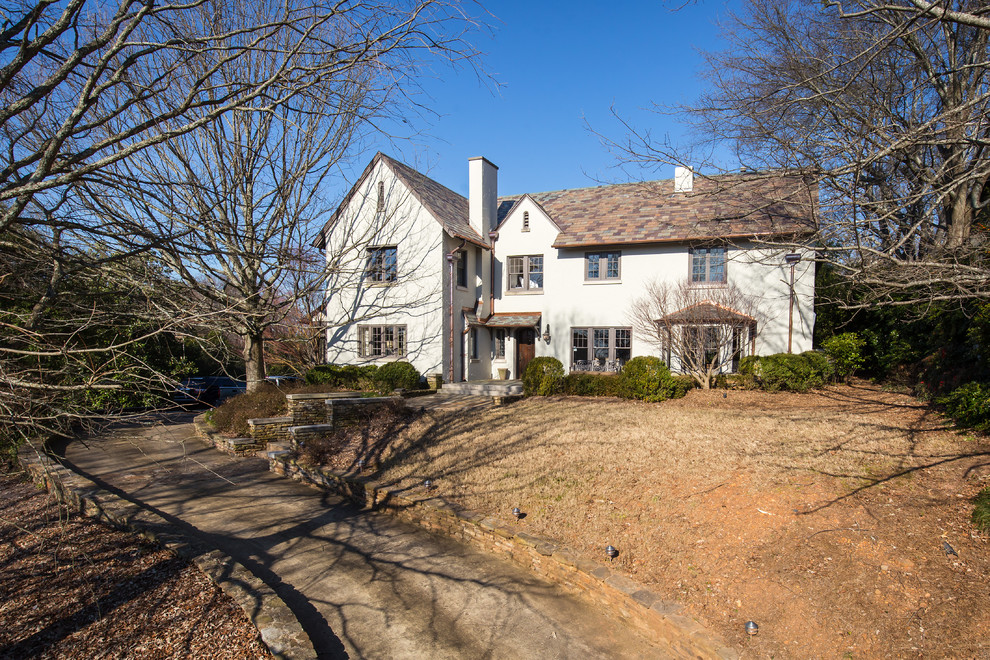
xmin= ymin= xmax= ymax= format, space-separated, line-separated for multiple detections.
xmin=60 ymin=414 xmax=665 ymax=659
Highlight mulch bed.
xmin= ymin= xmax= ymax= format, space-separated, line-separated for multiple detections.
xmin=0 ymin=471 xmax=273 ymax=659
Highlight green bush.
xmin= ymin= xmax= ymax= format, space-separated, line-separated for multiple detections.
xmin=561 ymin=372 xmax=623 ymax=397
xmin=670 ymin=375 xmax=697 ymax=399
xmin=738 ymin=355 xmax=760 ymax=376
xmin=973 ymin=487 xmax=990 ymax=533
xmin=305 ymin=364 xmax=378 ymax=390
xmin=619 ymin=356 xmax=676 ymax=402
xmin=372 ymin=361 xmax=420 ymax=394
xmin=801 ymin=350 xmax=836 ymax=382
xmin=937 ymin=381 xmax=990 ymax=431
xmin=755 ymin=353 xmax=831 ymax=392
xmin=522 ymin=357 xmax=565 ymax=396
xmin=822 ymin=332 xmax=865 ymax=381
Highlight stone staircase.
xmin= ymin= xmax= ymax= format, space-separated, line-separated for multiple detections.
xmin=439 ymin=379 xmax=523 ymax=397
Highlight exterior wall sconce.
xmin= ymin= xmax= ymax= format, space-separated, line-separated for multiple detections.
xmin=542 ymin=324 xmax=551 ymax=343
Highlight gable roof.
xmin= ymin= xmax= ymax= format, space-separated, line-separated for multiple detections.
xmin=314 ymin=152 xmax=488 ymax=250
xmin=659 ymin=300 xmax=757 ymax=325
xmin=497 ymin=173 xmax=815 ymax=248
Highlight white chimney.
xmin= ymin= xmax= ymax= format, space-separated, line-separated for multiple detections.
xmin=469 ymin=157 xmax=498 ymax=236
xmin=674 ymin=166 xmax=693 ymax=193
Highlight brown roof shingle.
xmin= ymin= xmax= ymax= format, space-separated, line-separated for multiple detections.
xmin=499 ymin=173 xmax=815 ymax=248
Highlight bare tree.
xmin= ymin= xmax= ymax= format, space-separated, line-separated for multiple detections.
xmin=631 ymin=279 xmax=766 ymax=388
xmin=614 ymin=0 xmax=990 ymax=309
xmin=1 ymin=0 xmax=483 ymax=447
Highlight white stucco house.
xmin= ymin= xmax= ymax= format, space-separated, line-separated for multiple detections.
xmin=314 ymin=152 xmax=816 ymax=383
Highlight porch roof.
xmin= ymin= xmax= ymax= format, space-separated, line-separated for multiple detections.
xmin=480 ymin=312 xmax=542 ymax=328
xmin=658 ymin=301 xmax=756 ymax=325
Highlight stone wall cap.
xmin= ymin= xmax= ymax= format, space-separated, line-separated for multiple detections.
xmin=286 ymin=391 xmax=362 ymax=401
xmin=288 ymin=425 xmax=334 ymax=433
xmin=248 ymin=416 xmax=293 ymax=426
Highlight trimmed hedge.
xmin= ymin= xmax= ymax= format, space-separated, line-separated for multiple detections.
xmin=973 ymin=487 xmax=990 ymax=533
xmin=522 ymin=357 xmax=565 ymax=396
xmin=561 ymin=372 xmax=623 ymax=397
xmin=372 ymin=361 xmax=421 ymax=394
xmin=619 ymin=356 xmax=676 ymax=402
xmin=305 ymin=364 xmax=378 ymax=390
xmin=750 ymin=352 xmax=834 ymax=392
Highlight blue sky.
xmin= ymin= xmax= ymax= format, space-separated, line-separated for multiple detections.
xmin=346 ymin=0 xmax=738 ymax=199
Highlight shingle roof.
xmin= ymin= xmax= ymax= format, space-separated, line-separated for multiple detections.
xmin=480 ymin=312 xmax=542 ymax=328
xmin=314 ymin=153 xmax=488 ymax=250
xmin=660 ymin=301 xmax=757 ymax=325
xmin=498 ymin=173 xmax=815 ymax=248
xmin=383 ymin=155 xmax=488 ymax=248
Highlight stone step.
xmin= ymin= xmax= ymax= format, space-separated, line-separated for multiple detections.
xmin=440 ymin=381 xmax=523 ymax=396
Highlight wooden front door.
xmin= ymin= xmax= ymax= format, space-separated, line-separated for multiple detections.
xmin=517 ymin=328 xmax=536 ymax=377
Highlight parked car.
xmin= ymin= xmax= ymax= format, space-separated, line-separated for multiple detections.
xmin=171 ymin=377 xmax=219 ymax=406
xmin=207 ymin=376 xmax=246 ymax=400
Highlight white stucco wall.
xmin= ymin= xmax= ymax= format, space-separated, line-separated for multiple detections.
xmin=490 ymin=198 xmax=816 ymax=376
xmin=323 ymin=160 xmax=446 ymax=378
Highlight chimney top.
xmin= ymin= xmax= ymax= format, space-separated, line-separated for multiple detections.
xmin=674 ymin=166 xmax=693 ymax=193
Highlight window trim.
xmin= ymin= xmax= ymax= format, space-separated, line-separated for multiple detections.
xmin=469 ymin=327 xmax=479 ymax=361
xmin=506 ymin=254 xmax=544 ymax=292
xmin=358 ymin=324 xmax=407 ymax=358
xmin=584 ymin=251 xmax=622 ymax=282
xmin=569 ymin=326 xmax=632 ymax=370
xmin=456 ymin=250 xmax=468 ymax=289
xmin=365 ymin=245 xmax=398 ymax=284
xmin=493 ymin=328 xmax=506 ymax=360
xmin=689 ymin=245 xmax=727 ymax=285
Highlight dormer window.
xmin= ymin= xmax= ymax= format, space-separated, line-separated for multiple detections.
xmin=377 ymin=181 xmax=385 ymax=212
xmin=522 ymin=211 xmax=530 ymax=232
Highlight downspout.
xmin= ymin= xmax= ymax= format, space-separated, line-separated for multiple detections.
xmin=446 ymin=239 xmax=466 ymax=383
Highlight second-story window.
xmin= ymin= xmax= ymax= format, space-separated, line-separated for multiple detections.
xmin=456 ymin=251 xmax=468 ymax=288
xmin=366 ymin=246 xmax=397 ymax=283
xmin=690 ymin=246 xmax=726 ymax=284
xmin=585 ymin=251 xmax=621 ymax=281
xmin=507 ymin=255 xmax=543 ymax=291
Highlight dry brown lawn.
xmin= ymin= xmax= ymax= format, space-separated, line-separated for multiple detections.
xmin=349 ymin=383 xmax=990 ymax=658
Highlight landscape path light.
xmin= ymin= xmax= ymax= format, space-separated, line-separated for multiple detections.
xmin=605 ymin=544 xmax=618 ymax=561
xmin=745 ymin=621 xmax=759 ymax=636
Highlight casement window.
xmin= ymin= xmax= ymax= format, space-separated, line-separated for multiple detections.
xmin=585 ymin=251 xmax=621 ymax=281
xmin=366 ymin=246 xmax=397 ymax=283
xmin=358 ymin=325 xmax=406 ymax=358
xmin=522 ymin=211 xmax=530 ymax=231
xmin=493 ymin=329 xmax=506 ymax=359
xmin=570 ymin=327 xmax=632 ymax=370
xmin=507 ymin=255 xmax=543 ymax=291
xmin=456 ymin=251 xmax=468 ymax=288
xmin=690 ymin=246 xmax=726 ymax=284
xmin=684 ymin=325 xmax=720 ymax=367
xmin=469 ymin=327 xmax=478 ymax=360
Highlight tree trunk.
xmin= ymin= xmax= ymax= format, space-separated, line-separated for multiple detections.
xmin=244 ymin=332 xmax=267 ymax=393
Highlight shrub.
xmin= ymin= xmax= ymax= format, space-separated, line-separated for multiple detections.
xmin=305 ymin=364 xmax=378 ymax=390
xmin=209 ymin=383 xmax=287 ymax=436
xmin=801 ymin=350 xmax=836 ymax=382
xmin=822 ymin=332 xmax=865 ymax=381
xmin=973 ymin=487 xmax=990 ymax=533
xmin=738 ymin=355 xmax=761 ymax=376
xmin=937 ymin=381 xmax=990 ymax=431
xmin=669 ymin=375 xmax=696 ymax=399
xmin=561 ymin=372 xmax=623 ymax=397
xmin=755 ymin=353 xmax=831 ymax=392
xmin=522 ymin=357 xmax=565 ymax=396
xmin=619 ymin=356 xmax=676 ymax=402
xmin=372 ymin=361 xmax=420 ymax=394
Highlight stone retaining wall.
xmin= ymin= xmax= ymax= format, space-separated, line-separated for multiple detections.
xmin=245 ymin=395 xmax=403 ymax=446
xmin=247 ymin=417 xmax=293 ymax=444
xmin=17 ymin=439 xmax=316 ymax=660
xmin=267 ymin=454 xmax=737 ymax=660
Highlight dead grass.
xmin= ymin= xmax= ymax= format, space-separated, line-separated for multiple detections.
xmin=360 ymin=383 xmax=990 ymax=658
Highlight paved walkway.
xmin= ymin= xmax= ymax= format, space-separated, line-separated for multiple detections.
xmin=61 ymin=415 xmax=664 ymax=659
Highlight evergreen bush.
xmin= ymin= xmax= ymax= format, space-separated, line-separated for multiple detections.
xmin=937 ymin=381 xmax=990 ymax=431
xmin=372 ymin=361 xmax=420 ymax=394
xmin=560 ymin=372 xmax=623 ymax=397
xmin=619 ymin=356 xmax=676 ymax=402
xmin=305 ymin=364 xmax=378 ymax=390
xmin=522 ymin=357 xmax=565 ymax=396
xmin=822 ymin=332 xmax=865 ymax=381
xmin=756 ymin=353 xmax=830 ymax=392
